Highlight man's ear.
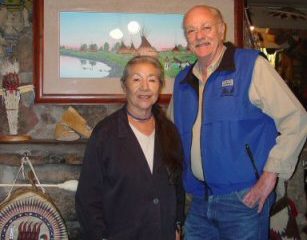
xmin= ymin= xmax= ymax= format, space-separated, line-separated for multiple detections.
xmin=219 ymin=22 xmax=226 ymax=41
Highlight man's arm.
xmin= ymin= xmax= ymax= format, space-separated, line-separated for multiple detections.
xmin=250 ymin=56 xmax=306 ymax=179
xmin=243 ymin=56 xmax=307 ymax=212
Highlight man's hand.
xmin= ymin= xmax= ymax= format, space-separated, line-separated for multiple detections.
xmin=243 ymin=171 xmax=277 ymax=213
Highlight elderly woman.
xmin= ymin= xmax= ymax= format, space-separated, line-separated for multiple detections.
xmin=75 ymin=56 xmax=184 ymax=240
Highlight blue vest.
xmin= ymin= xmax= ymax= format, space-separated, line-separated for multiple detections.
xmin=173 ymin=47 xmax=278 ymax=196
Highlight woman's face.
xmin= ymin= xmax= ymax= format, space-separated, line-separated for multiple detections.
xmin=123 ymin=62 xmax=161 ymax=114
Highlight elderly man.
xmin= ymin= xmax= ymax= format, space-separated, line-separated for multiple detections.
xmin=168 ymin=5 xmax=307 ymax=240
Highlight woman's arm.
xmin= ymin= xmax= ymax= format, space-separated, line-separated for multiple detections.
xmin=175 ymin=163 xmax=185 ymax=239
xmin=75 ymin=131 xmax=108 ymax=240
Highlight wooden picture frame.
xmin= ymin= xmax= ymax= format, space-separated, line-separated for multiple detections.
xmin=33 ymin=0 xmax=244 ymax=103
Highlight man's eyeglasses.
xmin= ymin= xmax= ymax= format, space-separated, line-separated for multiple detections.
xmin=185 ymin=22 xmax=222 ymax=39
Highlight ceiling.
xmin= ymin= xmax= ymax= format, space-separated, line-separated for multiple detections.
xmin=245 ymin=0 xmax=307 ymax=48
xmin=246 ymin=0 xmax=307 ymax=30
xmin=247 ymin=0 xmax=307 ymax=8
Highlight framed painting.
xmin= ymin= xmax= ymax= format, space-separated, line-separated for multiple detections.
xmin=33 ymin=0 xmax=244 ymax=103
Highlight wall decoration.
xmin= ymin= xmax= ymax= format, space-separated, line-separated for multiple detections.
xmin=33 ymin=0 xmax=244 ymax=103
xmin=0 ymin=154 xmax=69 ymax=240
xmin=0 ymin=59 xmax=34 ymax=141
xmin=0 ymin=0 xmax=32 ymax=58
xmin=59 ymin=12 xmax=192 ymax=80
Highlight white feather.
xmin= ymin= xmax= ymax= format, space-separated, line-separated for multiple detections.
xmin=0 ymin=180 xmax=79 ymax=192
xmin=270 ymin=207 xmax=289 ymax=234
xmin=0 ymin=60 xmax=20 ymax=75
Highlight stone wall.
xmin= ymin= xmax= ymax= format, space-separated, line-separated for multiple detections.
xmin=0 ymin=140 xmax=86 ymax=239
xmin=0 ymin=1 xmax=306 ymax=239
xmin=0 ymin=4 xmax=123 ymax=236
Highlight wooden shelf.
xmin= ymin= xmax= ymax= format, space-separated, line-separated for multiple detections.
xmin=0 ymin=139 xmax=87 ymax=165
xmin=0 ymin=138 xmax=88 ymax=144
xmin=0 ymin=135 xmax=32 ymax=142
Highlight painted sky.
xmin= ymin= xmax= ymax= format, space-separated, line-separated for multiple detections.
xmin=60 ymin=12 xmax=187 ymax=50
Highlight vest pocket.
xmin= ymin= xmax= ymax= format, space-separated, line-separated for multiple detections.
xmin=245 ymin=144 xmax=260 ymax=180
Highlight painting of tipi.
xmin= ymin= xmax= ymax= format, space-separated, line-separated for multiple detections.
xmin=59 ymin=12 xmax=196 ymax=79
xmin=137 ymin=34 xmax=158 ymax=57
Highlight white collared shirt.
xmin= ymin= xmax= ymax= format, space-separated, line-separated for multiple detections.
xmin=129 ymin=123 xmax=155 ymax=173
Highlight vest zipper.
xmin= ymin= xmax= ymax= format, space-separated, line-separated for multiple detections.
xmin=200 ymin=75 xmax=213 ymax=200
xmin=245 ymin=144 xmax=260 ymax=180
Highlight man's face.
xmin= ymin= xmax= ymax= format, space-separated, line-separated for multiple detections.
xmin=184 ymin=7 xmax=225 ymax=60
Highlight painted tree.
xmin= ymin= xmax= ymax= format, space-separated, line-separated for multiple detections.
xmin=103 ymin=42 xmax=110 ymax=52
xmin=80 ymin=43 xmax=88 ymax=51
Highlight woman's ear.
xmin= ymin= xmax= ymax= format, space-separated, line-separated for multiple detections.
xmin=121 ymin=81 xmax=126 ymax=93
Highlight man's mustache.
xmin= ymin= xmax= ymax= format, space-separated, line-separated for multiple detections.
xmin=194 ymin=40 xmax=209 ymax=47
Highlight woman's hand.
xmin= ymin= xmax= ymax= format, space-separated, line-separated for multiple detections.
xmin=176 ymin=230 xmax=181 ymax=240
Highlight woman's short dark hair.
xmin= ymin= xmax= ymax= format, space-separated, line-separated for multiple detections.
xmin=120 ymin=55 xmax=165 ymax=87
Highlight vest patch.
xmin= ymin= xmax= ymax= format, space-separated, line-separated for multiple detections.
xmin=221 ymin=79 xmax=234 ymax=95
